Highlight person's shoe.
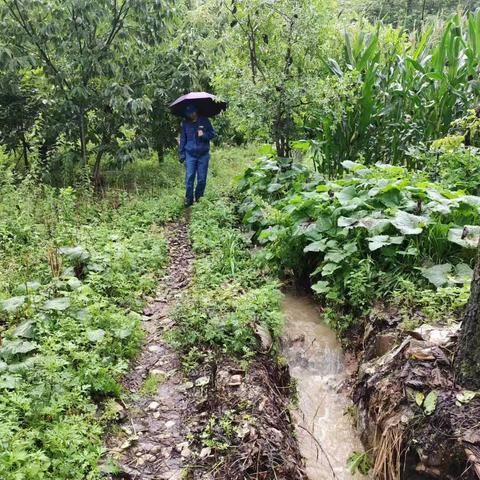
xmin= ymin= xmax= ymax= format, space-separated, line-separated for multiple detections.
xmin=184 ymin=199 xmax=193 ymax=207
xmin=195 ymin=196 xmax=202 ymax=203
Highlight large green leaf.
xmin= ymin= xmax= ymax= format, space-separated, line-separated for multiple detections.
xmin=13 ymin=320 xmax=35 ymax=339
xmin=421 ymin=264 xmax=452 ymax=287
xmin=87 ymin=329 xmax=105 ymax=342
xmin=311 ymin=281 xmax=330 ymax=295
xmin=58 ymin=246 xmax=90 ymax=262
xmin=0 ymin=339 xmax=38 ymax=357
xmin=1 ymin=296 xmax=26 ymax=313
xmin=391 ymin=211 xmax=429 ymax=235
xmin=368 ymin=235 xmax=404 ymax=251
xmin=43 ymin=297 xmax=71 ymax=311
xmin=448 ymin=226 xmax=480 ymax=248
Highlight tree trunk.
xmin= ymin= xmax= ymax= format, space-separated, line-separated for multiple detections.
xmin=79 ymin=108 xmax=87 ymax=166
xmin=156 ymin=142 xmax=165 ymax=164
xmin=93 ymin=149 xmax=104 ymax=191
xmin=21 ymin=132 xmax=29 ymax=170
xmin=455 ymin=245 xmax=480 ymax=389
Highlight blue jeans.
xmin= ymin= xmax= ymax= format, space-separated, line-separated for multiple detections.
xmin=185 ymin=152 xmax=210 ymax=204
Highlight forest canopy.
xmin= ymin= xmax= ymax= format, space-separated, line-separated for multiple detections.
xmin=1 ymin=0 xmax=479 ymax=184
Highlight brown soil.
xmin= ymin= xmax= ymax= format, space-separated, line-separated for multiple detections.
xmin=107 ymin=216 xmax=195 ymax=480
xmin=352 ymin=305 xmax=480 ymax=480
xmin=183 ymin=357 xmax=306 ymax=480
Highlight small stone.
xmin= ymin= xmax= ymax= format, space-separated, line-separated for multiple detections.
xmin=199 ymin=447 xmax=211 ymax=459
xmin=175 ymin=441 xmax=189 ymax=452
xmin=148 ymin=401 xmax=160 ymax=411
xmin=183 ymin=381 xmax=194 ymax=390
xmin=181 ymin=446 xmax=192 ymax=458
xmin=153 ymin=412 xmax=161 ymax=419
xmin=165 ymin=420 xmax=176 ymax=429
xmin=143 ymin=453 xmax=156 ymax=463
xmin=137 ymin=457 xmax=145 ymax=466
xmin=229 ymin=374 xmax=242 ymax=386
xmin=195 ymin=376 xmax=210 ymax=387
xmin=148 ymin=345 xmax=162 ymax=353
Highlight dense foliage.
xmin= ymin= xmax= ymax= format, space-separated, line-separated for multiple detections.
xmin=238 ymin=154 xmax=480 ymax=333
xmin=0 ymin=156 xmax=183 ymax=479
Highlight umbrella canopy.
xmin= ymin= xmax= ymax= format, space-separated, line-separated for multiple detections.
xmin=169 ymin=92 xmax=227 ymax=117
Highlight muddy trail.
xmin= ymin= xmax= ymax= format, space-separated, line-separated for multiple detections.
xmin=107 ymin=216 xmax=195 ymax=480
xmin=106 ymin=213 xmax=307 ymax=480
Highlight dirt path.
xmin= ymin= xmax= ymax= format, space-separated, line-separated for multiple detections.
xmin=107 ymin=214 xmax=194 ymax=480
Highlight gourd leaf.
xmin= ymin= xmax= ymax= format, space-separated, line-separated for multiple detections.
xmin=368 ymin=235 xmax=404 ymax=251
xmin=58 ymin=246 xmax=90 ymax=262
xmin=421 ymin=264 xmax=452 ymax=287
xmin=391 ymin=211 xmax=429 ymax=235
xmin=448 ymin=226 xmax=480 ymax=249
xmin=43 ymin=297 xmax=70 ymax=311
xmin=87 ymin=329 xmax=105 ymax=342
xmin=13 ymin=320 xmax=35 ymax=339
xmin=1 ymin=296 xmax=26 ymax=313
xmin=0 ymin=339 xmax=38 ymax=357
xmin=311 ymin=281 xmax=330 ymax=294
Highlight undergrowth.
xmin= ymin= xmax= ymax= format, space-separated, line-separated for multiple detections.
xmin=170 ymin=145 xmax=283 ymax=369
xmin=0 ymin=154 xmax=183 ymax=479
xmin=237 ymin=154 xmax=480 ymax=335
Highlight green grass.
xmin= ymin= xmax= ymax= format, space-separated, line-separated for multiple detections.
xmin=0 ymin=153 xmax=184 ymax=480
xmin=170 ymin=144 xmax=284 ymax=369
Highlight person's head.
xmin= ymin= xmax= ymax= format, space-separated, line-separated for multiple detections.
xmin=184 ymin=104 xmax=199 ymax=121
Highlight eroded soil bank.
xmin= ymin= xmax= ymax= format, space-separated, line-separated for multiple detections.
xmin=282 ymin=292 xmax=367 ymax=480
xmin=352 ymin=306 xmax=480 ymax=480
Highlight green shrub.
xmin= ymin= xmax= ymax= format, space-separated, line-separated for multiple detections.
xmin=238 ymin=155 xmax=480 ymax=329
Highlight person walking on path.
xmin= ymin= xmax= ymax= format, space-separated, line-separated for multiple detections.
xmin=179 ymin=104 xmax=216 ymax=206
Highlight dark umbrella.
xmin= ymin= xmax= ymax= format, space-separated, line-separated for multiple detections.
xmin=169 ymin=92 xmax=227 ymax=117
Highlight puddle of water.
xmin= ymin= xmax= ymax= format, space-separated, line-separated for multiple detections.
xmin=282 ymin=292 xmax=367 ymax=480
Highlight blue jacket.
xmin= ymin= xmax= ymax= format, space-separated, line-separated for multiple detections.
xmin=179 ymin=116 xmax=216 ymax=160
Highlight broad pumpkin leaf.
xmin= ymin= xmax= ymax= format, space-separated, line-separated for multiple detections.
xmin=322 ymin=263 xmax=341 ymax=276
xmin=13 ymin=320 xmax=35 ymax=339
xmin=368 ymin=235 xmax=404 ymax=251
xmin=1 ymin=296 xmax=26 ymax=313
xmin=454 ymin=263 xmax=474 ymax=283
xmin=87 ymin=329 xmax=105 ymax=342
xmin=391 ymin=211 xmax=429 ymax=235
xmin=58 ymin=246 xmax=90 ymax=262
xmin=311 ymin=281 xmax=330 ymax=294
xmin=421 ymin=264 xmax=452 ymax=287
xmin=448 ymin=226 xmax=480 ymax=249
xmin=304 ymin=239 xmax=328 ymax=253
xmin=43 ymin=297 xmax=70 ymax=311
xmin=0 ymin=339 xmax=38 ymax=357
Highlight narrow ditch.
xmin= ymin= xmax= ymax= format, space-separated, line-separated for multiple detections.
xmin=282 ymin=291 xmax=368 ymax=480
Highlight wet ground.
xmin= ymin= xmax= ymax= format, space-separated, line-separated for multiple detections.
xmin=107 ymin=216 xmax=195 ymax=480
xmin=282 ymin=293 xmax=367 ymax=480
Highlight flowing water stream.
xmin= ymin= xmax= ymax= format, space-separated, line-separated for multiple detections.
xmin=282 ymin=292 xmax=367 ymax=480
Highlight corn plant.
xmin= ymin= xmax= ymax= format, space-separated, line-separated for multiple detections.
xmin=316 ymin=11 xmax=480 ymax=174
